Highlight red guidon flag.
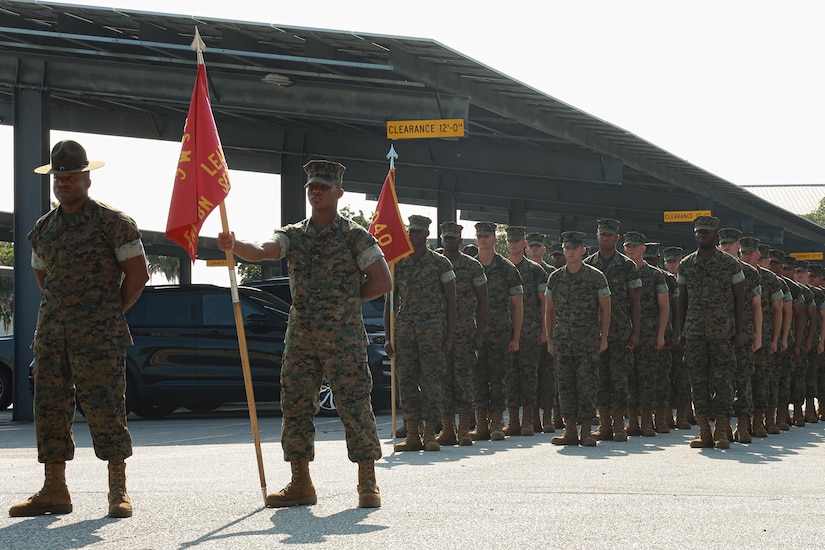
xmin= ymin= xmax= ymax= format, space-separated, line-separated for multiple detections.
xmin=368 ymin=168 xmax=413 ymax=265
xmin=166 ymin=62 xmax=231 ymax=262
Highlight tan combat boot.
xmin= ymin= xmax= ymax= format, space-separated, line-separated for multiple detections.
xmin=521 ymin=407 xmax=535 ymax=436
xmin=551 ymin=417 xmax=579 ymax=445
xmin=776 ymin=403 xmax=791 ymax=430
xmin=457 ymin=412 xmax=474 ymax=446
xmin=394 ymin=421 xmax=407 ymax=438
xmin=541 ymin=408 xmax=555 ymax=433
xmin=265 ymin=460 xmax=317 ymax=508
xmin=578 ymin=419 xmax=597 ymax=446
xmin=470 ymin=408 xmax=491 ymax=441
xmin=503 ymin=406 xmax=521 ymax=436
xmin=107 ymin=459 xmax=132 ymax=518
xmin=8 ymin=462 xmax=72 ymax=517
xmin=751 ymin=411 xmax=769 ymax=437
xmin=489 ymin=409 xmax=506 ymax=441
xmin=792 ymin=403 xmax=806 ymax=427
xmin=675 ymin=405 xmax=692 ymax=429
xmin=805 ymin=397 xmax=819 ymax=423
xmin=641 ymin=410 xmax=656 ymax=437
xmin=422 ymin=421 xmax=441 ymax=451
xmin=689 ymin=415 xmax=714 ymax=448
xmin=655 ymin=407 xmax=671 ymax=433
xmin=713 ymin=417 xmax=731 ymax=449
xmin=436 ymin=415 xmax=458 ymax=446
xmin=592 ymin=411 xmax=613 ymax=441
xmin=733 ymin=414 xmax=752 ymax=444
xmin=357 ymin=460 xmax=381 ymax=508
xmin=394 ymin=420 xmax=424 ymax=452
xmin=626 ymin=408 xmax=642 ymax=436
xmin=612 ymin=410 xmax=628 ymax=442
xmin=552 ymin=406 xmax=564 ymax=430
xmin=764 ymin=407 xmax=781 ymax=434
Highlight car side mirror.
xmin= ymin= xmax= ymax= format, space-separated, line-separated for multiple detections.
xmin=244 ymin=313 xmax=273 ymax=333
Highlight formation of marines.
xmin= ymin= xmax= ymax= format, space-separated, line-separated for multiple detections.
xmin=390 ymin=213 xmax=825 ymax=451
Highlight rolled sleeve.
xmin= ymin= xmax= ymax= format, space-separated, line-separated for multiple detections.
xmin=31 ymin=250 xmax=46 ymax=270
xmin=114 ymin=239 xmax=145 ymax=262
xmin=509 ymin=284 xmax=524 ymax=296
xmin=271 ymin=231 xmax=289 ymax=260
xmin=732 ymin=270 xmax=745 ymax=285
xmin=357 ymin=243 xmax=384 ymax=271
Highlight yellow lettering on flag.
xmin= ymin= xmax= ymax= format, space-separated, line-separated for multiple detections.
xmin=663 ymin=210 xmax=712 ymax=223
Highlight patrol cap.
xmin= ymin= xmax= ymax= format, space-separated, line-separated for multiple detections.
xmin=622 ymin=231 xmax=646 ymax=246
xmin=475 ymin=221 xmax=497 ymax=236
xmin=643 ymin=242 xmax=661 ymax=258
xmin=694 ymin=215 xmax=719 ymax=232
xmin=758 ymin=244 xmax=771 ymax=259
xmin=34 ymin=140 xmax=105 ymax=175
xmin=407 ymin=215 xmax=431 ymax=231
xmin=549 ymin=244 xmax=563 ymax=256
xmin=718 ymin=227 xmax=742 ymax=243
xmin=808 ymin=264 xmax=824 ymax=277
xmin=505 ymin=225 xmax=527 ymax=241
xmin=303 ymin=159 xmax=345 ymax=187
xmin=739 ymin=237 xmax=760 ymax=252
xmin=526 ymin=232 xmax=546 ymax=246
xmin=783 ymin=255 xmax=797 ymax=269
xmin=796 ymin=260 xmax=809 ymax=271
xmin=439 ymin=221 xmax=463 ymax=238
xmin=769 ymin=249 xmax=785 ymax=264
xmin=463 ymin=243 xmax=478 ymax=257
xmin=596 ymin=218 xmax=621 ymax=235
xmin=662 ymin=246 xmax=683 ymax=261
xmin=561 ymin=231 xmax=586 ymax=248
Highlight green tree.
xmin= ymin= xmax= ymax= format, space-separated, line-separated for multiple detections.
xmin=238 ymin=262 xmax=263 ymax=281
xmin=340 ymin=205 xmax=372 ymax=229
xmin=146 ymin=255 xmax=180 ymax=284
xmin=803 ymin=195 xmax=825 ymax=227
xmin=0 ymin=242 xmax=13 ymax=332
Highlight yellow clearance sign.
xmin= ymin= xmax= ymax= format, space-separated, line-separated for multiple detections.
xmin=663 ymin=210 xmax=712 ymax=223
xmin=386 ymin=119 xmax=465 ymax=139
xmin=205 ymin=259 xmax=228 ymax=267
xmin=790 ymin=252 xmax=824 ymax=261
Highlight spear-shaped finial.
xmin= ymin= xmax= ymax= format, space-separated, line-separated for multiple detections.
xmin=387 ymin=144 xmax=398 ymax=170
xmin=191 ymin=26 xmax=207 ymax=64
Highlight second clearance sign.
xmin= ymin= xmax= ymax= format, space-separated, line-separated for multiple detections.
xmin=386 ymin=119 xmax=465 ymax=139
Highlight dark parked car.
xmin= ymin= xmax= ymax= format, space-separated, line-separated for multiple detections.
xmin=123 ymin=284 xmax=390 ymax=418
xmin=241 ymin=277 xmax=386 ymax=332
xmin=0 ymin=334 xmax=12 ymax=410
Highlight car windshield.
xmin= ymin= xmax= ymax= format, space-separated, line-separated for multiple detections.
xmin=242 ymin=289 xmax=291 ymax=319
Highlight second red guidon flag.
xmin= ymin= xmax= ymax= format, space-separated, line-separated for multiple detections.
xmin=368 ymin=168 xmax=413 ymax=265
xmin=166 ymin=62 xmax=231 ymax=262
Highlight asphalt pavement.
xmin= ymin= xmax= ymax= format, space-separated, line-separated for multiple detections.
xmin=2 ymin=405 xmax=824 ymax=549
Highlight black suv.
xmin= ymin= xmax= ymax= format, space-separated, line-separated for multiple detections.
xmin=124 ymin=284 xmax=390 ymax=418
xmin=241 ymin=277 xmax=386 ymax=332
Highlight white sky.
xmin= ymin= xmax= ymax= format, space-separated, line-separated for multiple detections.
xmin=3 ymin=0 xmax=824 ymax=283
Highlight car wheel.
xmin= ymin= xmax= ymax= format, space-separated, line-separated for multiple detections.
xmin=0 ymin=365 xmax=11 ymax=410
xmin=317 ymin=377 xmax=338 ymax=417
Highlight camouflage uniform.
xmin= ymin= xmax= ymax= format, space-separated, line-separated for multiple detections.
xmin=475 ymin=254 xmax=522 ymax=414
xmin=28 ymin=198 xmax=143 ymax=463
xmin=585 ymin=234 xmax=641 ymax=415
xmin=791 ymin=262 xmax=816 ymax=412
xmin=506 ymin=255 xmax=547 ymax=408
xmin=678 ymin=248 xmax=745 ymax=417
xmin=274 ymin=214 xmax=383 ymax=463
xmin=534 ymin=260 xmax=558 ymax=420
xmin=627 ymin=257 xmax=670 ymax=415
xmin=393 ymin=247 xmax=456 ymax=423
xmin=750 ymin=254 xmax=784 ymax=415
xmin=733 ymin=258 xmax=762 ymax=418
xmin=443 ymin=251 xmax=487 ymax=417
xmin=546 ymin=258 xmax=611 ymax=422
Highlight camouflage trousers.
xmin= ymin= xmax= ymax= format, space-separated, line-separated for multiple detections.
xmin=280 ymin=343 xmax=380 ymax=463
xmin=776 ymin=349 xmax=793 ymax=405
xmin=474 ymin=334 xmax=511 ymax=411
xmin=34 ymin=349 xmax=132 ymax=463
xmin=751 ymin=347 xmax=771 ymax=411
xmin=505 ymin=326 xmax=540 ymax=407
xmin=596 ymin=342 xmax=631 ymax=412
xmin=554 ymin=352 xmax=598 ymax=422
xmin=683 ymin=338 xmax=736 ymax=417
xmin=806 ymin=350 xmax=819 ymax=398
xmin=536 ymin=346 xmax=558 ymax=410
xmin=818 ymin=352 xmax=825 ymax=406
xmin=628 ymin=343 xmax=665 ymax=410
xmin=443 ymin=326 xmax=477 ymax=416
xmin=733 ymin=342 xmax=754 ymax=415
xmin=395 ymin=324 xmax=445 ymax=423
xmin=790 ymin=351 xmax=808 ymax=405
xmin=669 ymin=347 xmax=691 ymax=408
